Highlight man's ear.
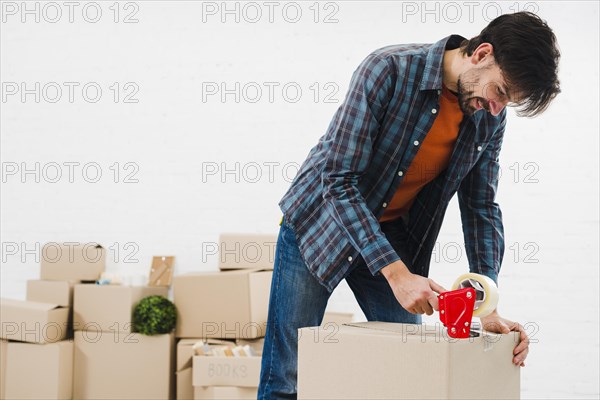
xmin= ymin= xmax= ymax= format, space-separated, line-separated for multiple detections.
xmin=470 ymin=43 xmax=494 ymax=65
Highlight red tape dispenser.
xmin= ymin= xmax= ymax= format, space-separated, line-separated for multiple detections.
xmin=438 ymin=273 xmax=500 ymax=339
xmin=438 ymin=288 xmax=476 ymax=339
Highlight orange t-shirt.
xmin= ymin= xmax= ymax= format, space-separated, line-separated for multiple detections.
xmin=379 ymin=84 xmax=463 ymax=223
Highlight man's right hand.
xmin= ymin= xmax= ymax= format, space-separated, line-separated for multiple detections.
xmin=380 ymin=260 xmax=447 ymax=315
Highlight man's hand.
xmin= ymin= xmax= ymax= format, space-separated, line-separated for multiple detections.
xmin=480 ymin=310 xmax=529 ymax=367
xmin=381 ymin=260 xmax=446 ymax=315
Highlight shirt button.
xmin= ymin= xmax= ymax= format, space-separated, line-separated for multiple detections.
xmin=382 ymin=202 xmax=388 ymax=208
xmin=437 ymin=90 xmax=441 ymax=95
xmin=477 ymin=145 xmax=483 ymax=151
xmin=398 ymin=170 xmax=403 ymax=176
xmin=414 ymin=140 xmax=419 ymax=146
xmin=348 ymin=256 xmax=353 ymax=262
xmin=432 ymin=108 xmax=437 ymax=114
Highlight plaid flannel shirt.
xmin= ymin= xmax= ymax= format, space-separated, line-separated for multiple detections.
xmin=279 ymin=34 xmax=506 ymax=292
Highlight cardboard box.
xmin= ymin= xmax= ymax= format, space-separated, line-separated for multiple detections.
xmin=27 ymin=280 xmax=76 ymax=337
xmin=73 ymin=331 xmax=174 ymax=400
xmin=73 ymin=284 xmax=168 ymax=332
xmin=321 ymin=311 xmax=354 ymax=326
xmin=176 ymin=339 xmax=238 ymax=399
xmin=174 ymin=269 xmax=272 ymax=339
xmin=0 ymin=298 xmax=69 ymax=344
xmin=217 ymin=233 xmax=277 ymax=270
xmin=0 ymin=340 xmax=7 ymax=399
xmin=194 ymin=385 xmax=257 ymax=399
xmin=236 ymin=337 xmax=264 ymax=356
xmin=192 ymin=354 xmax=261 ymax=387
xmin=177 ymin=338 xmax=237 ymax=372
xmin=177 ymin=368 xmax=194 ymax=400
xmin=2 ymin=340 xmax=73 ymax=399
xmin=177 ymin=338 xmax=200 ymax=372
xmin=298 ymin=322 xmax=520 ymax=399
xmin=40 ymin=242 xmax=105 ymax=281
xmin=27 ymin=280 xmax=75 ymax=308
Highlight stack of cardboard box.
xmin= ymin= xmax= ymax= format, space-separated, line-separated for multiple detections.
xmin=1 ymin=235 xmax=522 ymax=399
xmin=0 ymin=233 xmax=280 ymax=399
xmin=0 ymin=242 xmax=105 ymax=399
xmin=72 ymin=282 xmax=173 ymax=399
xmin=175 ymin=337 xmax=264 ymax=400
xmin=174 ymin=233 xmax=275 ymax=400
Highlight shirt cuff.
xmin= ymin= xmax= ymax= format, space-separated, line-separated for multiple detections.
xmin=361 ymin=237 xmax=401 ymax=276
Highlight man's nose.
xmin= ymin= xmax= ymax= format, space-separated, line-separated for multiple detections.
xmin=488 ymin=99 xmax=507 ymax=116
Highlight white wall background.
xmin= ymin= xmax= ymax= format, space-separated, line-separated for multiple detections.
xmin=1 ymin=1 xmax=598 ymax=398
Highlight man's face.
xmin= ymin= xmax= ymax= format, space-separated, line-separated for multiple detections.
xmin=456 ymin=60 xmax=514 ymax=117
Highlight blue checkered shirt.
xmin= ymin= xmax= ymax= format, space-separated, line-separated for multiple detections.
xmin=279 ymin=35 xmax=506 ymax=292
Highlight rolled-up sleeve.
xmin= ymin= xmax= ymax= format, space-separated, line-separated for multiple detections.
xmin=321 ymin=53 xmax=401 ymax=276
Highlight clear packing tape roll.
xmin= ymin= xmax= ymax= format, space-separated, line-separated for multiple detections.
xmin=451 ymin=273 xmax=499 ymax=317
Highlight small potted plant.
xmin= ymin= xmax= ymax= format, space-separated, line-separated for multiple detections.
xmin=132 ymin=295 xmax=177 ymax=335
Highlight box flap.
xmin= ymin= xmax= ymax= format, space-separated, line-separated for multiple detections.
xmin=177 ymin=338 xmax=199 ymax=347
xmin=176 ymin=338 xmax=200 ymax=371
xmin=43 ymin=242 xmax=103 ymax=250
xmin=0 ymin=298 xmax=61 ymax=311
xmin=322 ymin=311 xmax=354 ymax=325
xmin=26 ymin=280 xmax=73 ymax=308
xmin=181 ymin=268 xmax=265 ymax=277
xmin=345 ymin=321 xmax=444 ymax=335
xmin=345 ymin=321 xmax=509 ymax=343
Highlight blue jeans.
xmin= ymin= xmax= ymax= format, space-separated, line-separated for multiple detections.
xmin=258 ymin=217 xmax=422 ymax=399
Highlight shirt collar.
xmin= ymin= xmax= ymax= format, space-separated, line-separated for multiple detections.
xmin=419 ymin=34 xmax=467 ymax=92
xmin=420 ymin=34 xmax=487 ymax=124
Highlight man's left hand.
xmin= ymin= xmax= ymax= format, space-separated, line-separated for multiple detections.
xmin=479 ymin=310 xmax=529 ymax=367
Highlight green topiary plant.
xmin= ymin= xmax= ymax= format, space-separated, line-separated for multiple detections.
xmin=132 ymin=295 xmax=177 ymax=335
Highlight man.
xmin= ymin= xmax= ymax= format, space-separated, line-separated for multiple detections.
xmin=258 ymin=11 xmax=560 ymax=399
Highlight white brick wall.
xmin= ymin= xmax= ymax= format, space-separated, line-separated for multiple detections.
xmin=1 ymin=2 xmax=598 ymax=398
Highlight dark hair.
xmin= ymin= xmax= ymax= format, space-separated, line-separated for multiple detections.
xmin=460 ymin=11 xmax=561 ymax=117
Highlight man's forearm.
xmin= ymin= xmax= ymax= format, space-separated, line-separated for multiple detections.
xmin=380 ymin=259 xmax=412 ymax=283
